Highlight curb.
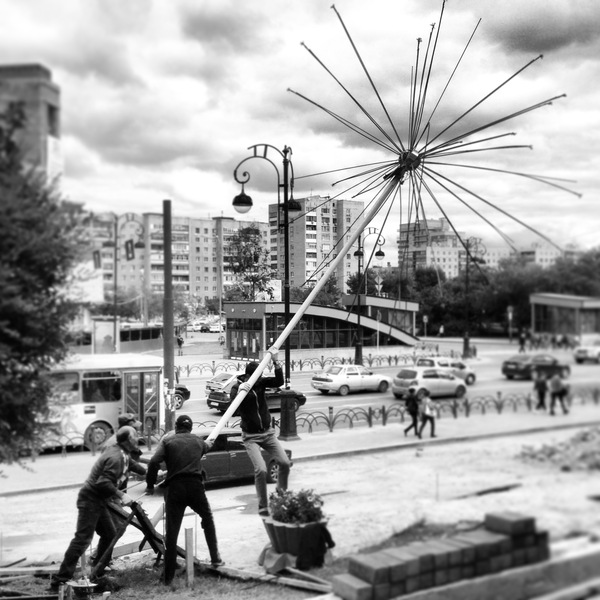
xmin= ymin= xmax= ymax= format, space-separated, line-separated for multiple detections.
xmin=3 ymin=419 xmax=599 ymax=499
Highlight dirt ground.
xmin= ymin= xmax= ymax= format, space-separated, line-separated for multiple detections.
xmin=2 ymin=426 xmax=600 ymax=599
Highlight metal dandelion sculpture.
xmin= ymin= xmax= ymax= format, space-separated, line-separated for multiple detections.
xmin=209 ymin=0 xmax=579 ymax=439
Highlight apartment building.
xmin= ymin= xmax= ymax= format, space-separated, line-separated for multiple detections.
xmin=268 ymin=195 xmax=365 ymax=294
xmin=89 ymin=212 xmax=269 ymax=306
xmin=0 ymin=63 xmax=62 ymax=182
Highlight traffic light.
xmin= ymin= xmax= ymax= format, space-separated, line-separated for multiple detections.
xmin=92 ymin=250 xmax=101 ymax=269
xmin=125 ymin=239 xmax=135 ymax=261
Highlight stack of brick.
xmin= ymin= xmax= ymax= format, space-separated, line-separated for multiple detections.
xmin=331 ymin=512 xmax=550 ymax=600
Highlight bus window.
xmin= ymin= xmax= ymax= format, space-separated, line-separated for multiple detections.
xmin=49 ymin=372 xmax=79 ymax=404
xmin=82 ymin=371 xmax=122 ymax=403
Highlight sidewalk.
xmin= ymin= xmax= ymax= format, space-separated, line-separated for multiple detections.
xmin=2 ymin=400 xmax=599 ymax=498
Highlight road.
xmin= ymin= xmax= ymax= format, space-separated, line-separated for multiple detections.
xmin=178 ymin=350 xmax=600 ymax=424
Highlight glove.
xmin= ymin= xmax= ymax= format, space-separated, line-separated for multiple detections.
xmin=120 ymin=493 xmax=134 ymax=506
xmin=145 ymin=486 xmax=155 ymax=496
xmin=268 ymin=347 xmax=279 ymax=363
xmin=205 ymin=440 xmax=214 ymax=451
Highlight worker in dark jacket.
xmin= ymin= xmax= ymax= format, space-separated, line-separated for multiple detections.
xmin=50 ymin=426 xmax=144 ymax=590
xmin=145 ymin=415 xmax=223 ymax=585
xmin=230 ymin=352 xmax=291 ymax=517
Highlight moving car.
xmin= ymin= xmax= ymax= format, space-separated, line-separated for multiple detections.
xmin=414 ymin=356 xmax=476 ymax=385
xmin=501 ymin=354 xmax=570 ymax=380
xmin=205 ymin=371 xmax=306 ymax=414
xmin=574 ymin=341 xmax=600 ymax=364
xmin=146 ymin=427 xmax=291 ymax=486
xmin=311 ymin=365 xmax=392 ymax=396
xmin=391 ymin=367 xmax=467 ymax=400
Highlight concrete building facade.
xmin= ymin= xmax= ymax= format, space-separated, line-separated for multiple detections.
xmin=268 ymin=195 xmax=364 ymax=294
xmin=0 ymin=63 xmax=62 ymax=182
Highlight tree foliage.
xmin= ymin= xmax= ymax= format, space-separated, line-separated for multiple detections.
xmin=0 ymin=103 xmax=83 ymax=463
xmin=290 ymin=276 xmax=342 ymax=307
xmin=224 ymin=226 xmax=275 ymax=301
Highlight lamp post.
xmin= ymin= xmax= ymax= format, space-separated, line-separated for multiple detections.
xmin=462 ymin=237 xmax=484 ymax=359
xmin=232 ymin=144 xmax=301 ymax=388
xmin=353 ymin=227 xmax=385 ymax=365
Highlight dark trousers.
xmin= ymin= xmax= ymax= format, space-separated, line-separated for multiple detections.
xmin=550 ymin=391 xmax=568 ymax=415
xmin=54 ymin=489 xmax=117 ymax=584
xmin=404 ymin=412 xmax=419 ymax=436
xmin=164 ymin=476 xmax=220 ymax=584
xmin=418 ymin=415 xmax=435 ymax=438
xmin=536 ymin=390 xmax=547 ymax=410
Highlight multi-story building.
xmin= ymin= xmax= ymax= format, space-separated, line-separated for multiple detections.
xmin=88 ymin=212 xmax=269 ymax=307
xmin=518 ymin=242 xmax=580 ymax=267
xmin=0 ymin=63 xmax=62 ymax=182
xmin=269 ymin=195 xmax=364 ymax=294
xmin=398 ymin=217 xmax=517 ymax=277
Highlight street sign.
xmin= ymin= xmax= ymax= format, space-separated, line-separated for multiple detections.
xmin=423 ymin=315 xmax=428 ymax=323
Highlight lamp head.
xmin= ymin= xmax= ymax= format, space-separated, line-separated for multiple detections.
xmin=353 ymin=249 xmax=364 ymax=258
xmin=286 ymin=197 xmax=302 ymax=213
xmin=233 ymin=188 xmax=253 ymax=214
xmin=375 ymin=249 xmax=385 ymax=260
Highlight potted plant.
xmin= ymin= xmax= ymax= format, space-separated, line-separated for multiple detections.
xmin=263 ymin=489 xmax=331 ymax=563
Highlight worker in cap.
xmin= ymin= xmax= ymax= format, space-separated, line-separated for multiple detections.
xmin=146 ymin=415 xmax=223 ymax=584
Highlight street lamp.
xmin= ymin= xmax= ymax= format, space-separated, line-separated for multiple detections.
xmin=353 ymin=227 xmax=385 ymax=364
xmin=232 ymin=144 xmax=301 ymax=388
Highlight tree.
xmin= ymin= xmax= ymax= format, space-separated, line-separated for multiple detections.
xmin=290 ymin=276 xmax=342 ymax=307
xmin=0 ymin=102 xmax=83 ymax=463
xmin=224 ymin=227 xmax=275 ymax=301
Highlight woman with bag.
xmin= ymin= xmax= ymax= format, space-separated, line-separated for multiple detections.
xmin=418 ymin=390 xmax=437 ymax=439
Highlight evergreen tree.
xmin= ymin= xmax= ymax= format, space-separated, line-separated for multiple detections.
xmin=0 ymin=102 xmax=81 ymax=463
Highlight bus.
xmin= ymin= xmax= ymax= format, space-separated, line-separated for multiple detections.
xmin=42 ymin=353 xmax=165 ymax=450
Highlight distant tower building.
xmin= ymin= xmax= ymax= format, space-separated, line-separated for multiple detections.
xmin=0 ymin=63 xmax=62 ymax=184
xmin=269 ymin=195 xmax=364 ymax=294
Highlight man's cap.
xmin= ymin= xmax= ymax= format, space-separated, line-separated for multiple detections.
xmin=245 ymin=362 xmax=259 ymax=376
xmin=116 ymin=425 xmax=137 ymax=445
xmin=408 ymin=387 xmax=416 ymax=393
xmin=175 ymin=414 xmax=193 ymax=431
xmin=118 ymin=413 xmax=142 ymax=428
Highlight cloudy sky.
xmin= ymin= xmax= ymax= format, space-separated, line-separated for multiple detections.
xmin=1 ymin=0 xmax=598 ymax=259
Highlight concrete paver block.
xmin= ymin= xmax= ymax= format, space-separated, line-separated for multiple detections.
xmin=331 ymin=573 xmax=373 ymax=600
xmin=381 ymin=547 xmax=420 ymax=579
xmin=348 ymin=552 xmax=395 ymax=584
xmin=484 ymin=511 xmax=536 ymax=536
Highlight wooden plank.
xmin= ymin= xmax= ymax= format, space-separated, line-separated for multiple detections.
xmin=0 ymin=556 xmax=27 ymax=568
xmin=185 ymin=528 xmax=194 ymax=588
xmin=0 ymin=565 xmax=59 ymax=575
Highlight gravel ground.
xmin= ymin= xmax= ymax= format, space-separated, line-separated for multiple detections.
xmin=2 ymin=426 xmax=600 ymax=598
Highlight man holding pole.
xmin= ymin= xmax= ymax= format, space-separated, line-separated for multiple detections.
xmin=230 ymin=352 xmax=291 ymax=517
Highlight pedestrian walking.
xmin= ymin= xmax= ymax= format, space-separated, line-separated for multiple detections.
xmin=417 ymin=390 xmax=436 ymax=438
xmin=50 ymin=426 xmax=145 ymax=591
xmin=230 ymin=352 xmax=291 ymax=517
xmin=549 ymin=373 xmax=569 ymax=416
xmin=518 ymin=330 xmax=527 ymax=353
xmin=533 ymin=372 xmax=548 ymax=411
xmin=176 ymin=335 xmax=184 ymax=356
xmin=403 ymin=387 xmax=420 ymax=437
xmin=145 ymin=415 xmax=223 ymax=585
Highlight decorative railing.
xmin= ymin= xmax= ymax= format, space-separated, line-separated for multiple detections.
xmin=174 ymin=345 xmax=456 ymax=378
xmin=28 ymin=387 xmax=600 ymax=457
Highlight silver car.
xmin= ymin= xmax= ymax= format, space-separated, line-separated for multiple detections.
xmin=414 ymin=356 xmax=476 ymax=385
xmin=311 ymin=365 xmax=392 ymax=396
xmin=392 ymin=367 xmax=467 ymax=400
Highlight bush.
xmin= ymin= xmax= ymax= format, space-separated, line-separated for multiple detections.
xmin=269 ymin=488 xmax=325 ymax=524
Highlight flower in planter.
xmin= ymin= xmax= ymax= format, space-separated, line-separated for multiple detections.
xmin=268 ymin=488 xmax=325 ymax=524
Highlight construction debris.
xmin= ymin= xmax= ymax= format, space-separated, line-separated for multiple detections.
xmin=518 ymin=427 xmax=600 ymax=472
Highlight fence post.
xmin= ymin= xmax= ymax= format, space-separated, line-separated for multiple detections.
xmin=367 ymin=407 xmax=373 ymax=427
xmin=496 ymin=391 xmax=502 ymax=414
xmin=328 ymin=406 xmax=334 ymax=432
xmin=382 ymin=405 xmax=387 ymax=426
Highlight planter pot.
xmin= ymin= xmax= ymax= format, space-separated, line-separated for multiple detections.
xmin=263 ymin=518 xmax=327 ymax=556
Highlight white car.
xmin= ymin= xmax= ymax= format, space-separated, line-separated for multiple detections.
xmin=574 ymin=341 xmax=600 ymax=364
xmin=311 ymin=365 xmax=392 ymax=396
xmin=414 ymin=356 xmax=476 ymax=385
xmin=209 ymin=323 xmax=223 ymax=333
xmin=392 ymin=367 xmax=467 ymax=400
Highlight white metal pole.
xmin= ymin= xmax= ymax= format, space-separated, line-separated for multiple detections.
xmin=206 ymin=175 xmax=400 ymax=441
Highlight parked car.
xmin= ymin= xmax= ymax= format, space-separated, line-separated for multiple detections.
xmin=173 ymin=384 xmax=191 ymax=410
xmin=414 ymin=356 xmax=476 ymax=385
xmin=391 ymin=367 xmax=467 ymax=400
xmin=147 ymin=427 xmax=291 ymax=486
xmin=311 ymin=365 xmax=392 ymax=396
xmin=501 ymin=354 xmax=570 ymax=380
xmin=205 ymin=371 xmax=306 ymax=414
xmin=209 ymin=323 xmax=224 ymax=333
xmin=574 ymin=341 xmax=600 ymax=364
